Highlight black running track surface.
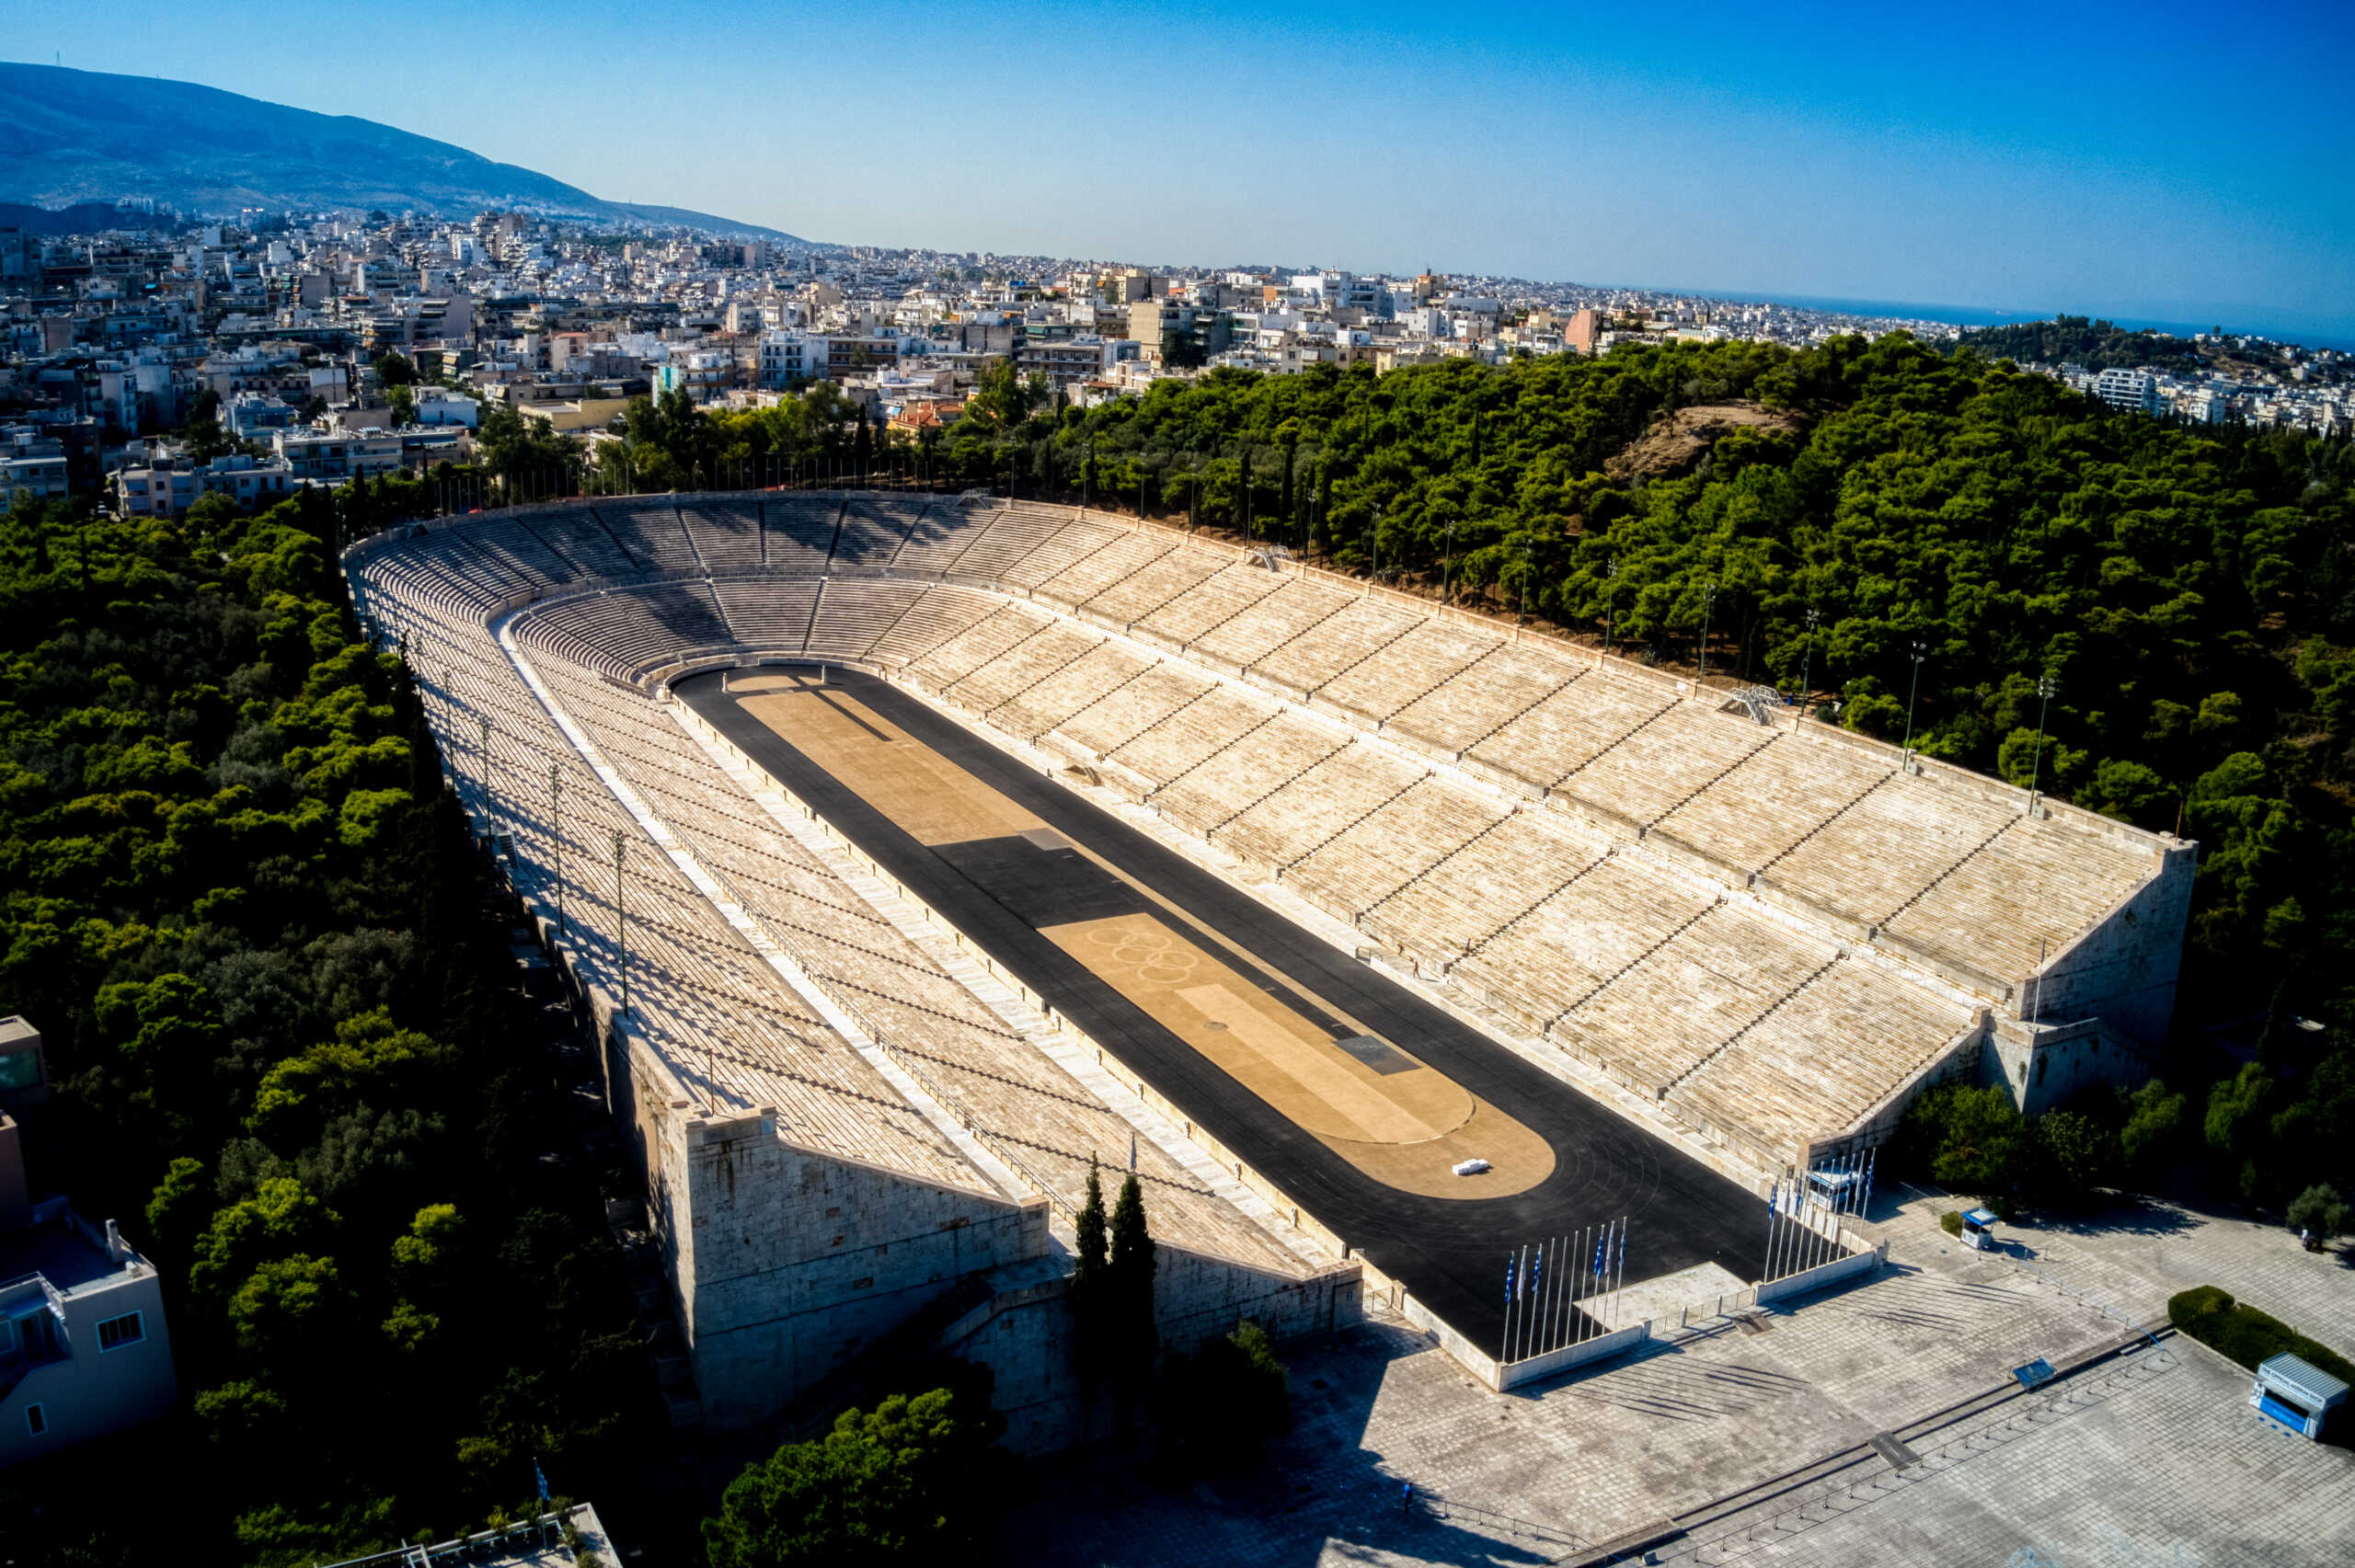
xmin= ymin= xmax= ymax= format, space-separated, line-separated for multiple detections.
xmin=677 ymin=667 xmax=1765 ymax=1356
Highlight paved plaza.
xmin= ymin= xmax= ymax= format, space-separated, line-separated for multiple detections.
xmin=1003 ymin=1189 xmax=2355 ymax=1566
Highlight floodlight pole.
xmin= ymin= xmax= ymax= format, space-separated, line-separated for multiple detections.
xmin=1701 ymin=585 xmax=1717 ymax=683
xmin=1901 ymin=639 xmax=1927 ymax=758
xmin=2029 ymin=674 xmax=2059 ymax=797
xmin=1602 ymin=557 xmax=1617 ymax=652
xmin=1799 ymin=606 xmax=1821 ymax=719
xmin=613 ymin=830 xmax=628 ymax=1017
xmin=1442 ymin=517 xmax=1457 ymax=606
xmin=477 ymin=715 xmax=492 ymax=830
xmin=551 ymin=763 xmax=564 ymax=937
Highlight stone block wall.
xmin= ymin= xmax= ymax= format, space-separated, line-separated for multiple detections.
xmin=664 ymin=1113 xmax=1047 ymax=1430
xmin=2020 ymin=841 xmax=2197 ymax=1046
xmin=937 ymin=1244 xmax=1363 ymax=1454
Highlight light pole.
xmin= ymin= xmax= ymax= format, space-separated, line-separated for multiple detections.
xmin=1516 ymin=536 xmax=1531 ymax=627
xmin=1442 ymin=515 xmax=1457 ymax=606
xmin=1798 ymin=606 xmax=1821 ymax=719
xmin=1901 ymin=639 xmax=1928 ymax=757
xmin=477 ymin=715 xmax=492 ymax=830
xmin=2029 ymin=673 xmax=2059 ymax=797
xmin=1697 ymin=579 xmax=1718 ymax=686
xmin=613 ymin=830 xmax=629 ymax=1017
xmin=1603 ymin=557 xmax=1618 ymax=652
xmin=551 ymin=762 xmax=564 ymax=937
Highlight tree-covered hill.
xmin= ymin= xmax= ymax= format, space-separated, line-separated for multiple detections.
xmin=0 ymin=491 xmax=672 ymax=1564
xmin=1950 ymin=314 xmax=2211 ymax=372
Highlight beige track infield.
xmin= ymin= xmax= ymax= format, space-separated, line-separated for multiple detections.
xmin=729 ymin=672 xmax=1554 ymax=1198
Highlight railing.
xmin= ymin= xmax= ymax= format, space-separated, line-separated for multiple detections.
xmin=309 ymin=1505 xmax=595 ymax=1567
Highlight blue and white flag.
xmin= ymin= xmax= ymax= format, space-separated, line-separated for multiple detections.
xmin=1591 ymin=1230 xmax=1608 ymax=1284
xmin=1504 ymin=1254 xmax=1515 ymax=1307
xmin=534 ymin=1458 xmax=549 ymax=1504
xmin=1529 ymin=1246 xmax=1543 ymax=1301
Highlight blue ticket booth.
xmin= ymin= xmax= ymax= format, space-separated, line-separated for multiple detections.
xmin=2250 ymin=1354 xmax=2348 ymax=1440
xmin=1959 ymin=1207 xmax=2000 ymax=1252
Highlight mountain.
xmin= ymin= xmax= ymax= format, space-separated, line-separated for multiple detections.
xmin=0 ymin=63 xmax=810 ymax=243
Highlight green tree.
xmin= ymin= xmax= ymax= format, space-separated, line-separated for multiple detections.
xmin=701 ymin=1388 xmax=1005 ymax=1566
xmin=2283 ymin=1184 xmax=2348 ymax=1242
xmin=373 ymin=351 xmax=417 ymax=387
xmin=1156 ymin=1320 xmax=1291 ymax=1472
xmin=1107 ymin=1171 xmax=1157 ymax=1404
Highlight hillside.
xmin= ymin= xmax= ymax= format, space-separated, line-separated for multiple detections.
xmin=1952 ymin=315 xmax=2208 ymax=373
xmin=0 ymin=62 xmax=810 ymax=242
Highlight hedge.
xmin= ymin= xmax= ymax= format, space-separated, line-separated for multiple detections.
xmin=2168 ymin=1287 xmax=2355 ymax=1388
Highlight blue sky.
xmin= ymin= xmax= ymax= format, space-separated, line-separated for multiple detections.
xmin=8 ymin=0 xmax=2353 ymax=338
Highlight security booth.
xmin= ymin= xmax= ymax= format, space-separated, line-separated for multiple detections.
xmin=1959 ymin=1208 xmax=2000 ymax=1252
xmin=2250 ymin=1354 xmax=2348 ymax=1441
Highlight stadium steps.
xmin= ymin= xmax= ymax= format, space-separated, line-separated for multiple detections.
xmin=1872 ymin=815 xmax=2023 ymax=933
xmin=1072 ymin=538 xmax=1181 ymax=612
xmin=1754 ymin=767 xmax=1900 ymax=877
xmin=1453 ymin=665 xmax=1588 ymax=760
xmin=1272 ymin=769 xmax=1428 ymax=874
xmin=1660 ymin=953 xmax=1844 ymax=1094
xmin=943 ymin=619 xmax=1062 ymax=702
xmin=512 ymin=510 xmax=592 ymax=581
xmin=1543 ymin=693 xmax=1682 ymax=790
xmin=1363 ymin=638 xmax=1501 ymax=727
xmin=1038 ymin=656 xmax=1166 ymax=747
xmin=1292 ymin=610 xmax=1433 ymax=702
xmin=1103 ymin=681 xmax=1220 ymax=765
xmin=882 ymin=497 xmax=941 ymax=567
xmin=1456 ymin=850 xmax=1616 ymax=962
xmin=1012 ymin=527 xmax=1131 ymax=601
xmin=802 ymin=578 xmax=829 ymax=651
xmin=706 ymin=573 xmax=741 ymax=643
xmin=856 ymin=581 xmax=950 ymax=661
xmin=1171 ymin=568 xmax=1292 ymax=658
xmin=1233 ymin=598 xmax=1351 ymax=688
xmin=819 ymin=495 xmax=851 ymax=565
xmin=580 ymin=502 xmax=650 ymax=572
xmin=982 ymin=633 xmax=1116 ymax=722
xmin=1196 ymin=735 xmax=1352 ymax=837
xmin=1360 ymin=807 xmax=1518 ymax=921
xmin=1641 ymin=731 xmax=1786 ymax=830
xmin=1542 ymin=897 xmax=1722 ymax=1034
xmin=903 ymin=601 xmax=1025 ymax=672
xmin=673 ymin=500 xmax=710 ymax=576
xmin=1143 ymin=709 xmax=1286 ymax=803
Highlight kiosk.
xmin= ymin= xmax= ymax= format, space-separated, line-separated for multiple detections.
xmin=2250 ymin=1354 xmax=2348 ymax=1441
xmin=1959 ymin=1208 xmax=2000 ymax=1252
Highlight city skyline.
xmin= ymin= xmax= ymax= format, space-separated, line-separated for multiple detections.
xmin=3 ymin=0 xmax=2350 ymax=342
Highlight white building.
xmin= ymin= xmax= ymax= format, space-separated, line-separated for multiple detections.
xmin=0 ymin=1019 xmax=178 ymax=1468
xmin=115 ymin=452 xmax=295 ymax=518
xmin=2094 ymin=368 xmax=2159 ymax=415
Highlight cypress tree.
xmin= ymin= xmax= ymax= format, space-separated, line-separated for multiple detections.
xmin=1072 ymin=1160 xmax=1109 ymax=1425
xmin=1074 ymin=1160 xmax=1108 ymax=1288
xmin=1109 ymin=1172 xmax=1157 ymax=1402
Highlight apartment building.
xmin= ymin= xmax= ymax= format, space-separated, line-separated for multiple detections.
xmin=0 ymin=1019 xmax=178 ymax=1468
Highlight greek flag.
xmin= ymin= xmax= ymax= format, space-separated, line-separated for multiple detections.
xmin=1591 ymin=1230 xmax=1608 ymax=1284
xmin=1529 ymin=1247 xmax=1543 ymax=1300
xmin=1504 ymin=1253 xmax=1515 ymax=1307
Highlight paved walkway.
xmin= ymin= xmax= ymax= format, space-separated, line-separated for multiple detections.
xmin=1863 ymin=1183 xmax=2354 ymax=1354
xmin=1000 ymin=1187 xmax=2355 ymax=1567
